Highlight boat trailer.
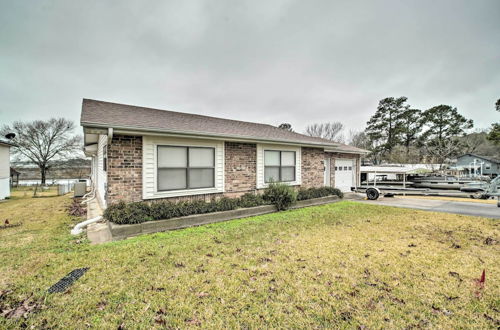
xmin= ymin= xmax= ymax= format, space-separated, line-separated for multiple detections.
xmin=352 ymin=175 xmax=500 ymax=207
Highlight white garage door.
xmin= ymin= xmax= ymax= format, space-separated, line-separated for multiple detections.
xmin=335 ymin=159 xmax=355 ymax=192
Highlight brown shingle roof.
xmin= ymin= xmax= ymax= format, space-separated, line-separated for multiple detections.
xmin=81 ymin=99 xmax=367 ymax=153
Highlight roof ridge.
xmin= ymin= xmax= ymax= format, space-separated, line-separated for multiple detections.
xmin=81 ymin=98 xmax=368 ymax=153
xmin=83 ymin=98 xmax=283 ymax=130
xmin=82 ymin=98 xmax=345 ymax=146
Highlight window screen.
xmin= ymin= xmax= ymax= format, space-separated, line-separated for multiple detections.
xmin=264 ymin=150 xmax=296 ymax=183
xmin=157 ymin=146 xmax=215 ymax=191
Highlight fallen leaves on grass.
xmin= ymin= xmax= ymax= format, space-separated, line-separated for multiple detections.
xmin=196 ymin=292 xmax=209 ymax=298
xmin=448 ymin=271 xmax=462 ymax=282
xmin=432 ymin=304 xmax=453 ymax=316
xmin=0 ymin=293 xmax=44 ymax=319
xmin=154 ymin=308 xmax=167 ymax=326
xmin=96 ymin=301 xmax=107 ymax=311
xmin=185 ymin=318 xmax=201 ymax=326
xmin=473 ymin=269 xmax=486 ymax=298
xmin=67 ymin=198 xmax=86 ymax=217
xmin=484 ymin=237 xmax=497 ymax=245
xmin=0 ymin=219 xmax=21 ymax=230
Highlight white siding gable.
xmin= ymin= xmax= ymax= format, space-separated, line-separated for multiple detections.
xmin=96 ymin=134 xmax=107 ymax=208
xmin=0 ymin=145 xmax=10 ymax=200
xmin=143 ymin=136 xmax=224 ymax=199
xmin=0 ymin=145 xmax=9 ymax=179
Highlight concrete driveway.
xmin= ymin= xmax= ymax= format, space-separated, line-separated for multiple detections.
xmin=358 ymin=197 xmax=500 ymax=219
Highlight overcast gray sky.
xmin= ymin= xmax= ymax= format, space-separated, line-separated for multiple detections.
xmin=1 ymin=0 xmax=499 ymax=136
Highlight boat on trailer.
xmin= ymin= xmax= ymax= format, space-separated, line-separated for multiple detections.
xmin=410 ymin=175 xmax=483 ymax=190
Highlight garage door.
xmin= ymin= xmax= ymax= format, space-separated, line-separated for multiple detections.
xmin=335 ymin=159 xmax=355 ymax=192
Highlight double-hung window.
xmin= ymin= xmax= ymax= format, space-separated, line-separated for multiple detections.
xmin=157 ymin=146 xmax=215 ymax=191
xmin=264 ymin=150 xmax=296 ymax=183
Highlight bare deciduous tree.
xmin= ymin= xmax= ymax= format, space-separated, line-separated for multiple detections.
xmin=305 ymin=122 xmax=345 ymax=142
xmin=1 ymin=118 xmax=82 ymax=184
xmin=347 ymin=130 xmax=369 ymax=149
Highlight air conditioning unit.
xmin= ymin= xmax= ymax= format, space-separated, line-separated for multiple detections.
xmin=74 ymin=182 xmax=87 ymax=197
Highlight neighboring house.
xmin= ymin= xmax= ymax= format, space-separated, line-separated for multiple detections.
xmin=81 ymin=99 xmax=368 ymax=209
xmin=0 ymin=140 xmax=15 ymax=199
xmin=452 ymin=153 xmax=500 ymax=178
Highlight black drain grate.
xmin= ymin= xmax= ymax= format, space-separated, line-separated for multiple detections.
xmin=48 ymin=268 xmax=89 ymax=293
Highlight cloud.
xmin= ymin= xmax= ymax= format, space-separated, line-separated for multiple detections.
xmin=0 ymin=0 xmax=499 ymax=136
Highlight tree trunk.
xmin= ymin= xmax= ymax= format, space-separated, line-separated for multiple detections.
xmin=40 ymin=167 xmax=47 ymax=185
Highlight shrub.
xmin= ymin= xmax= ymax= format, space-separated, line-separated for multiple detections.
xmin=297 ymin=187 xmax=344 ymax=200
xmin=262 ymin=182 xmax=297 ymax=211
xmin=104 ymin=201 xmax=153 ymax=224
xmin=105 ymin=185 xmax=344 ymax=224
xmin=238 ymin=193 xmax=267 ymax=208
xmin=149 ymin=201 xmax=179 ymax=219
xmin=105 ymin=196 xmax=245 ymax=224
xmin=215 ymin=197 xmax=240 ymax=212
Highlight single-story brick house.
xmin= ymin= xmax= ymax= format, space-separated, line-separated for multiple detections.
xmin=81 ymin=99 xmax=368 ymax=209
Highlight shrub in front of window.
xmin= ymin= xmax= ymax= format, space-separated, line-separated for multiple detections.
xmin=149 ymin=201 xmax=180 ymax=219
xmin=105 ymin=196 xmax=251 ymax=224
xmin=238 ymin=193 xmax=267 ymax=208
xmin=262 ymin=182 xmax=297 ymax=211
xmin=104 ymin=186 xmax=342 ymax=224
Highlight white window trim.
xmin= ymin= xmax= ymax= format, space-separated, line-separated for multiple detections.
xmin=143 ymin=136 xmax=224 ymax=199
xmin=157 ymin=146 xmax=216 ymax=191
xmin=256 ymin=144 xmax=301 ymax=189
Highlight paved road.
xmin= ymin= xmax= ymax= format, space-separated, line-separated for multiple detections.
xmin=358 ymin=197 xmax=500 ymax=219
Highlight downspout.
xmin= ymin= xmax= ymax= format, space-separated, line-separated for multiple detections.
xmin=81 ymin=161 xmax=96 ymax=204
xmin=71 ymin=216 xmax=103 ymax=235
xmin=107 ymin=127 xmax=113 ymax=144
xmin=73 ymin=173 xmax=101 ymax=235
xmin=72 ymin=129 xmax=113 ymax=235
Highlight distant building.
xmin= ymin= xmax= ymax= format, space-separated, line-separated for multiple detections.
xmin=451 ymin=154 xmax=500 ymax=178
xmin=0 ymin=140 xmax=15 ymax=199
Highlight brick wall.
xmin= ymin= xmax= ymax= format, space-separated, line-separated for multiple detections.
xmin=107 ymin=135 xmax=143 ymax=204
xmin=224 ymin=142 xmax=257 ymax=197
xmin=105 ymin=135 xmax=360 ymax=205
xmin=301 ymin=147 xmax=325 ymax=188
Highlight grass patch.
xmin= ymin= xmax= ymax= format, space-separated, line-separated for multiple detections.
xmin=0 ymin=194 xmax=499 ymax=328
xmin=9 ymin=186 xmax=60 ymax=199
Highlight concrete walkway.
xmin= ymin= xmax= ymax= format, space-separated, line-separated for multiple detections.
xmin=86 ymin=199 xmax=112 ymax=244
xmin=357 ymin=196 xmax=500 ymax=219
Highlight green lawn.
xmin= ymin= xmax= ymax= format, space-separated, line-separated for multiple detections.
xmin=0 ymin=192 xmax=499 ymax=328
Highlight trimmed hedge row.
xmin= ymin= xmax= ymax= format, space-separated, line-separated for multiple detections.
xmin=297 ymin=186 xmax=343 ymax=201
xmin=104 ymin=186 xmax=343 ymax=224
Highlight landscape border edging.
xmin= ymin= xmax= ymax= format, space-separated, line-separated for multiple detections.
xmin=108 ymin=195 xmax=340 ymax=241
